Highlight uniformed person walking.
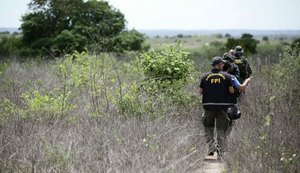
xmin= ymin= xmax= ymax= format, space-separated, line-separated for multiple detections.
xmin=198 ymin=56 xmax=234 ymax=159
xmin=233 ymin=46 xmax=252 ymax=83
xmin=223 ymin=52 xmax=240 ymax=80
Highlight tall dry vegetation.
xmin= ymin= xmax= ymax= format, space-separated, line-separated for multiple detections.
xmin=0 ymin=45 xmax=299 ymax=172
xmin=226 ymin=46 xmax=300 ymax=172
xmin=0 ymin=49 xmax=206 ymax=172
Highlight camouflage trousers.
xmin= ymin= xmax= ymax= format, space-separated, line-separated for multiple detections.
xmin=202 ymin=110 xmax=230 ymax=154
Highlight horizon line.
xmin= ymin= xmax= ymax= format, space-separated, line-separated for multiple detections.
xmin=1 ymin=27 xmax=300 ymax=31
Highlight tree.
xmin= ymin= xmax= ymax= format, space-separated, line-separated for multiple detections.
xmin=114 ymin=29 xmax=147 ymax=52
xmin=177 ymin=34 xmax=184 ymax=38
xmin=20 ymin=0 xmax=145 ymax=56
xmin=225 ymin=33 xmax=258 ymax=56
xmin=240 ymin=33 xmax=258 ymax=55
xmin=225 ymin=33 xmax=231 ymax=38
xmin=290 ymin=38 xmax=300 ymax=56
xmin=225 ymin=38 xmax=238 ymax=52
xmin=262 ymin=36 xmax=269 ymax=41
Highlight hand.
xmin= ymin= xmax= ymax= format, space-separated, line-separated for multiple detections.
xmin=246 ymin=76 xmax=253 ymax=85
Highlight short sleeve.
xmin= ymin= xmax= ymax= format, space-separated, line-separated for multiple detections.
xmin=232 ymin=76 xmax=241 ymax=88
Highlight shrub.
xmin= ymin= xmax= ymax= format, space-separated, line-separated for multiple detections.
xmin=290 ymin=38 xmax=300 ymax=56
xmin=0 ymin=36 xmax=22 ymax=57
xmin=139 ymin=45 xmax=198 ymax=108
xmin=262 ymin=36 xmax=269 ymax=41
xmin=272 ymin=45 xmax=300 ymax=104
xmin=226 ymin=44 xmax=300 ymax=172
xmin=140 ymin=45 xmax=194 ymax=82
xmin=256 ymin=44 xmax=283 ymax=58
xmin=225 ymin=33 xmax=258 ymax=56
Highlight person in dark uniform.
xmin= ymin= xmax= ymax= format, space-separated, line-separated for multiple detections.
xmin=233 ymin=46 xmax=252 ymax=83
xmin=223 ymin=52 xmax=240 ymax=81
xmin=222 ymin=60 xmax=252 ymax=138
xmin=198 ymin=56 xmax=234 ymax=159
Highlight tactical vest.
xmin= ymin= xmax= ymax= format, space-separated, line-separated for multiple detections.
xmin=234 ymin=56 xmax=249 ymax=83
xmin=200 ymin=69 xmax=233 ymax=110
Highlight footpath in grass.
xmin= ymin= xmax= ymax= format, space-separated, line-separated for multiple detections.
xmin=198 ymin=153 xmax=225 ymax=173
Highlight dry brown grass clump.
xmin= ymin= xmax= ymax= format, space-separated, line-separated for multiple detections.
xmin=0 ymin=60 xmax=207 ymax=173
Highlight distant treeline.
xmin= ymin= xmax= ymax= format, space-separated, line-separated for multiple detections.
xmin=140 ymin=29 xmax=300 ymax=37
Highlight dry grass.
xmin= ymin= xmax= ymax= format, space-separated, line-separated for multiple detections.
xmin=146 ymin=35 xmax=226 ymax=50
xmin=1 ymin=52 xmax=299 ymax=172
xmin=0 ymin=60 xmax=207 ymax=173
xmin=0 ymin=112 xmax=207 ymax=172
xmin=226 ymin=67 xmax=300 ymax=172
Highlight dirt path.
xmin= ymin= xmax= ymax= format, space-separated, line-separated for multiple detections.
xmin=197 ymin=153 xmax=226 ymax=173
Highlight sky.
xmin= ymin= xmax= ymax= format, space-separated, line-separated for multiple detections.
xmin=1 ymin=0 xmax=300 ymax=30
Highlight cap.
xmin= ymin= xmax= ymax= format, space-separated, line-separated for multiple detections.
xmin=223 ymin=53 xmax=233 ymax=63
xmin=211 ymin=56 xmax=226 ymax=66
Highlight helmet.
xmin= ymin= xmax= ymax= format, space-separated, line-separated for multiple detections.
xmin=234 ymin=46 xmax=244 ymax=54
xmin=228 ymin=105 xmax=241 ymax=120
xmin=223 ymin=53 xmax=233 ymax=63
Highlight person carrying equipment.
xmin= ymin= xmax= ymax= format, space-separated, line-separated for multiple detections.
xmin=223 ymin=52 xmax=240 ymax=81
xmin=198 ymin=56 xmax=234 ymax=159
xmin=233 ymin=46 xmax=252 ymax=83
xmin=223 ymin=60 xmax=252 ymax=137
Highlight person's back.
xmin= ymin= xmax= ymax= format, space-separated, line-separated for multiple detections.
xmin=233 ymin=46 xmax=252 ymax=83
xmin=201 ymin=70 xmax=233 ymax=110
xmin=222 ymin=60 xmax=240 ymax=104
xmin=223 ymin=53 xmax=240 ymax=80
xmin=198 ymin=56 xmax=234 ymax=159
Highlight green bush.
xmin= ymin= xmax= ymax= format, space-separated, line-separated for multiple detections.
xmin=290 ymin=38 xmax=300 ymax=56
xmin=225 ymin=33 xmax=258 ymax=56
xmin=256 ymin=43 xmax=283 ymax=57
xmin=139 ymin=45 xmax=198 ymax=108
xmin=114 ymin=29 xmax=148 ymax=52
xmin=272 ymin=45 xmax=300 ymax=105
xmin=0 ymin=36 xmax=22 ymax=57
xmin=140 ymin=45 xmax=194 ymax=81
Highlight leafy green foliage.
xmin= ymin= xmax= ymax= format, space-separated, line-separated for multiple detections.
xmin=53 ymin=30 xmax=87 ymax=55
xmin=290 ymin=38 xmax=300 ymax=56
xmin=114 ymin=29 xmax=148 ymax=52
xmin=0 ymin=36 xmax=22 ymax=57
xmin=1 ymin=89 xmax=74 ymax=122
xmin=262 ymin=36 xmax=269 ymax=41
xmin=256 ymin=43 xmax=283 ymax=58
xmin=138 ymin=45 xmax=197 ymax=108
xmin=225 ymin=33 xmax=259 ymax=55
xmin=271 ymin=45 xmax=300 ymax=104
xmin=21 ymin=90 xmax=74 ymax=118
xmin=140 ymin=45 xmax=194 ymax=81
xmin=14 ymin=0 xmax=146 ymax=57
